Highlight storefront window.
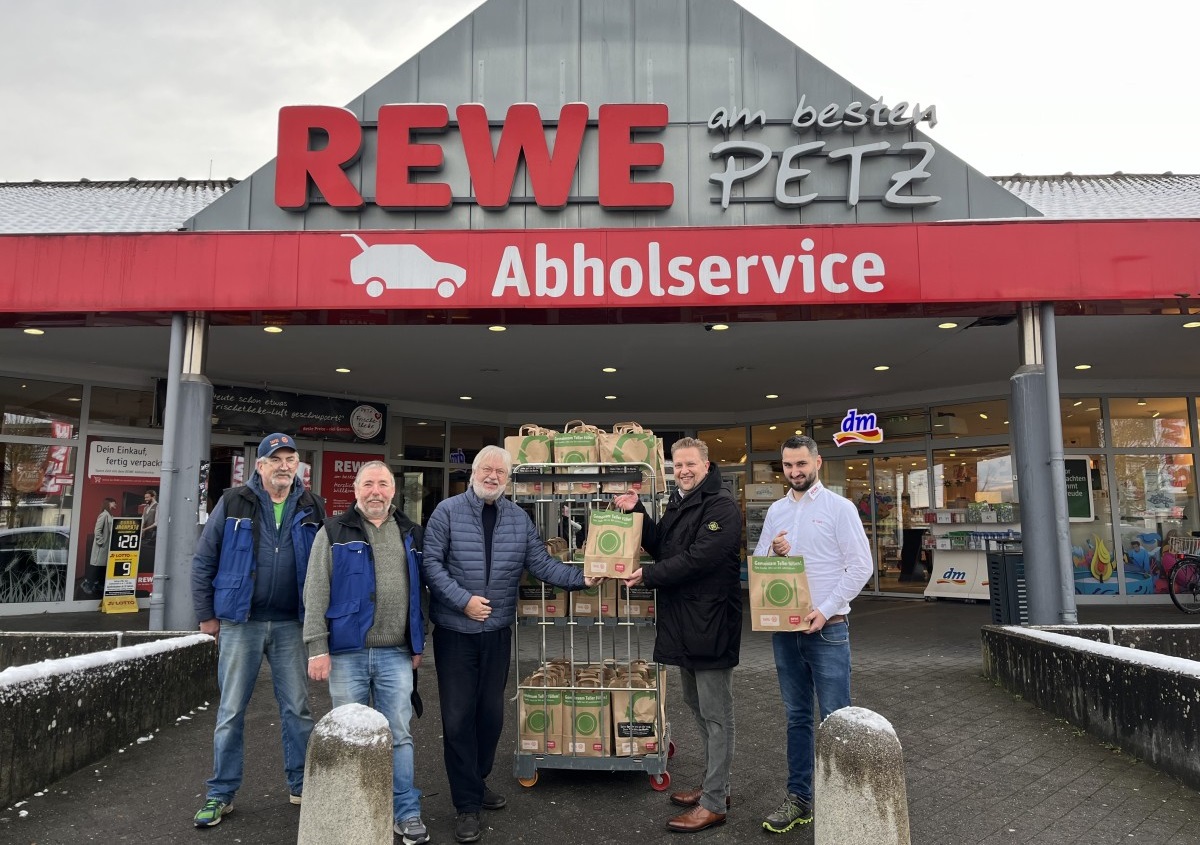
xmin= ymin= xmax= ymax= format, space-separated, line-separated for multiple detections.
xmin=931 ymin=446 xmax=1015 ymax=510
xmin=930 ymin=400 xmax=1009 ymax=439
xmin=750 ymin=421 xmax=805 ymax=454
xmin=1066 ymin=456 xmax=1119 ymax=596
xmin=448 ymin=422 xmax=501 ymax=467
xmin=397 ymin=465 xmax=442 ymax=526
xmin=1061 ymin=397 xmax=1102 ymax=448
xmin=400 ymin=417 xmax=446 ymax=461
xmin=697 ymin=426 xmax=746 ymax=466
xmin=1 ymin=443 xmax=77 ymax=603
xmin=876 ymin=408 xmax=930 ymax=442
xmin=0 ymin=376 xmax=82 ymax=434
xmin=89 ymin=386 xmax=156 ymax=428
xmin=1107 ymin=397 xmax=1192 ymax=449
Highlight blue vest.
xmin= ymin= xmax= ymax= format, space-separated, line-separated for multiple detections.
xmin=212 ymin=487 xmax=324 ymax=622
xmin=324 ymin=510 xmax=425 ymax=655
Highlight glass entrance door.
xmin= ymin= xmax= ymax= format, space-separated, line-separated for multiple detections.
xmin=822 ymin=452 xmax=931 ymax=596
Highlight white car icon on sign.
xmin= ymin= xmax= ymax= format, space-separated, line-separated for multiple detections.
xmin=341 ymin=234 xmax=466 ymax=299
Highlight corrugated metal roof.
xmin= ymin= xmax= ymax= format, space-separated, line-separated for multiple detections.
xmin=996 ymin=173 xmax=1200 ymax=219
xmin=1 ymin=174 xmax=1198 ymax=233
xmin=0 ymin=179 xmax=238 ymax=234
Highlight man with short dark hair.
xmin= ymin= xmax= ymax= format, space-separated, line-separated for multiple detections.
xmin=190 ymin=433 xmax=325 ymax=828
xmin=614 ymin=437 xmax=743 ymax=833
xmin=754 ymin=435 xmax=872 ymax=834
xmin=304 ymin=461 xmax=429 ymax=845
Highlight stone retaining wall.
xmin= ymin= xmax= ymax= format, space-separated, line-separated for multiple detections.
xmin=0 ymin=633 xmax=217 ymax=807
xmin=982 ymin=624 xmax=1200 ymax=791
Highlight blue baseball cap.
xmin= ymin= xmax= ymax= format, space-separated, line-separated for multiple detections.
xmin=257 ymin=433 xmax=297 ymax=458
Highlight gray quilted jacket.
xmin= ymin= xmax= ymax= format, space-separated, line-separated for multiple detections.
xmin=421 ymin=487 xmax=585 ymax=633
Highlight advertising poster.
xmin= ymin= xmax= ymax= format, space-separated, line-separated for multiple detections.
xmin=321 ymin=451 xmax=384 ymax=516
xmin=100 ymin=517 xmax=141 ymax=614
xmin=75 ymin=438 xmax=162 ymax=601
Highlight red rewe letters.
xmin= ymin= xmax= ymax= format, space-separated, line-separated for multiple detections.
xmin=276 ymin=106 xmax=365 ymax=210
xmin=456 ymin=103 xmax=588 ymax=209
xmin=274 ymin=103 xmax=674 ymax=212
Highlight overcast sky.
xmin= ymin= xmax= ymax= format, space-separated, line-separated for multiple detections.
xmin=4 ymin=0 xmax=1197 ymax=183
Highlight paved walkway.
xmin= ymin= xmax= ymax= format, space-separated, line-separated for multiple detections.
xmin=3 ymin=598 xmax=1199 ymax=844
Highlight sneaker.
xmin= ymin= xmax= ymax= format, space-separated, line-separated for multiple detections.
xmin=454 ymin=811 xmax=482 ymax=843
xmin=762 ymin=793 xmax=812 ymax=834
xmin=482 ymin=785 xmax=507 ymax=810
xmin=193 ymin=798 xmax=233 ymax=827
xmin=289 ymin=793 xmax=302 ymax=805
xmin=395 ymin=816 xmax=430 ymax=845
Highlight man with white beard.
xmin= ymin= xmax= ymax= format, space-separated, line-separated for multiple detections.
xmin=421 ymin=445 xmax=596 ymax=844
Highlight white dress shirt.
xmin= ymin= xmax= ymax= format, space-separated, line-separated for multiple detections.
xmin=752 ymin=481 xmax=873 ymax=621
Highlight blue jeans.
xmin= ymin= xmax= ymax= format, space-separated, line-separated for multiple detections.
xmin=207 ymin=620 xmax=313 ymax=802
xmin=329 ymin=647 xmax=422 ymax=822
xmin=772 ymin=621 xmax=851 ymax=802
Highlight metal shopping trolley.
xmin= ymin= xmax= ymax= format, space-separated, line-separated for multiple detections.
xmin=510 ymin=461 xmax=674 ymax=790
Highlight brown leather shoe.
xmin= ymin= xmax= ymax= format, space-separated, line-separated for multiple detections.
xmin=667 ymin=805 xmax=727 ymax=832
xmin=669 ymin=788 xmax=730 ymax=809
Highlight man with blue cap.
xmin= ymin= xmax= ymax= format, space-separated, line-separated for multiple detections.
xmin=190 ymin=433 xmax=326 ymax=828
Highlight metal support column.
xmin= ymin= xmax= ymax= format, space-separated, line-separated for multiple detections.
xmin=149 ymin=313 xmax=213 ymax=632
xmin=1040 ymin=304 xmax=1079 ymax=624
xmin=1009 ymin=304 xmax=1062 ymax=625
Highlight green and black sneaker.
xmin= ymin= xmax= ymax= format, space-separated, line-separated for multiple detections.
xmin=193 ymin=798 xmax=233 ymax=827
xmin=762 ymin=792 xmax=812 ymax=834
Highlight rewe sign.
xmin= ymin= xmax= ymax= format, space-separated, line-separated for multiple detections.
xmin=276 ymin=103 xmax=672 ymax=211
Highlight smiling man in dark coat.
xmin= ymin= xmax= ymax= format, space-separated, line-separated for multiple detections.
xmin=615 ymin=436 xmax=743 ymax=833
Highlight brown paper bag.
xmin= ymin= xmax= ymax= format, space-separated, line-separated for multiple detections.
xmin=748 ymin=556 xmax=813 ymax=632
xmin=554 ymin=420 xmax=601 ymax=494
xmin=505 ymin=424 xmax=556 ymax=495
xmin=582 ymin=508 xmax=643 ymax=578
xmin=600 ymin=422 xmax=664 ymax=493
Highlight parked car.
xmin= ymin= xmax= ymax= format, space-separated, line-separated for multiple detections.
xmin=0 ymin=526 xmax=70 ymax=603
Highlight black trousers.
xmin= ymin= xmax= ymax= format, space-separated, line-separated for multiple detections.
xmin=432 ymin=625 xmax=512 ymax=813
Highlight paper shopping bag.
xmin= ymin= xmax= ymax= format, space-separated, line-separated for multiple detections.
xmin=505 ymin=424 xmax=556 ymax=495
xmin=582 ymin=509 xmax=643 ymax=578
xmin=748 ymin=556 xmax=813 ymax=632
xmin=600 ymin=422 xmax=658 ymax=493
xmin=554 ymin=420 xmax=601 ymax=494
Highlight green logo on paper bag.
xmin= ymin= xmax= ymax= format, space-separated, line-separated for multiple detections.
xmin=765 ymin=578 xmax=795 ymax=607
xmin=526 ymin=711 xmax=548 ymax=732
xmin=575 ymin=712 xmax=598 ymax=735
xmin=597 ymin=529 xmax=623 ymax=554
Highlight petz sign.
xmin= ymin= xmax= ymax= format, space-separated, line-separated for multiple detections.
xmin=274 ymin=99 xmax=938 ymax=214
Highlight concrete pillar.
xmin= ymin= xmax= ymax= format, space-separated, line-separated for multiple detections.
xmin=150 ymin=313 xmax=212 ymax=632
xmin=298 ymin=704 xmax=393 ymax=845
xmin=1011 ymin=305 xmax=1065 ymax=625
xmin=815 ymin=706 xmax=910 ymax=845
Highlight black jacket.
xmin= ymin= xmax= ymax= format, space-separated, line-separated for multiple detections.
xmin=636 ymin=463 xmax=743 ymax=670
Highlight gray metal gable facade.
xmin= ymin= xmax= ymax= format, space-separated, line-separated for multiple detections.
xmin=189 ymin=0 xmax=1035 ymax=233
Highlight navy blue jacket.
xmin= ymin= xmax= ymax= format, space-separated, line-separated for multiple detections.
xmin=322 ymin=508 xmax=425 ymax=655
xmin=421 ymin=487 xmax=585 ymax=633
xmin=191 ymin=473 xmax=325 ymax=624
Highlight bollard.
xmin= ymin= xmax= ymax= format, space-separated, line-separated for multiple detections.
xmin=815 ymin=706 xmax=910 ymax=845
xmin=297 ymin=703 xmax=393 ymax=845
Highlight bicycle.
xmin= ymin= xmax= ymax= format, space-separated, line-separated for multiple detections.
xmin=1165 ymin=535 xmax=1200 ymax=614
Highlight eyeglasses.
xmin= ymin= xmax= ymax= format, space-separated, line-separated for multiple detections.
xmin=475 ymin=466 xmax=508 ymax=478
